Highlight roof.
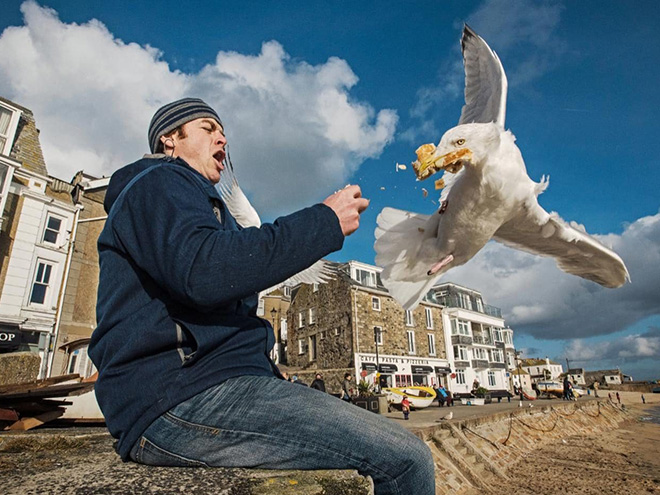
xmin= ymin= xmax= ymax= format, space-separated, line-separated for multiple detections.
xmin=1 ymin=96 xmax=48 ymax=176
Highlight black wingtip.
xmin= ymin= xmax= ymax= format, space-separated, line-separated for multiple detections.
xmin=461 ymin=24 xmax=477 ymax=52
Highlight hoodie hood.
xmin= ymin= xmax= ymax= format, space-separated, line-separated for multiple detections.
xmin=104 ymin=155 xmax=182 ymax=214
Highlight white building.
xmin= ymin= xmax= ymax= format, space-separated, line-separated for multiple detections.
xmin=520 ymin=357 xmax=564 ymax=383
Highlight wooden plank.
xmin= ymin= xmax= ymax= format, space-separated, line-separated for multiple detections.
xmin=0 ymin=382 xmax=94 ymax=401
xmin=6 ymin=409 xmax=65 ymax=431
xmin=0 ymin=374 xmax=81 ymax=395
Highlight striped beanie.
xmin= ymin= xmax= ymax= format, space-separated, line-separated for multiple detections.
xmin=148 ymin=97 xmax=222 ymax=153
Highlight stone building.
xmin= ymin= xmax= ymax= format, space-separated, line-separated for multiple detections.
xmin=50 ymin=173 xmax=108 ymax=378
xmin=429 ymin=283 xmax=516 ymax=398
xmin=257 ymin=286 xmax=291 ymax=365
xmin=583 ymin=369 xmax=623 ymax=388
xmin=520 ymin=357 xmax=564 ymax=384
xmin=0 ymin=96 xmax=78 ymax=378
xmin=287 ymin=260 xmax=452 ymax=391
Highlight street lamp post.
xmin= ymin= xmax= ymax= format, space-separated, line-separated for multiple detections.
xmin=270 ymin=307 xmax=279 ymax=364
xmin=374 ymin=327 xmax=381 ymax=393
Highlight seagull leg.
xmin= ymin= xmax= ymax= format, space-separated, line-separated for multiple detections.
xmin=427 ymin=254 xmax=454 ymax=276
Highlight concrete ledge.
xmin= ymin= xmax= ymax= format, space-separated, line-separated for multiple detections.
xmin=0 ymin=429 xmax=373 ymax=495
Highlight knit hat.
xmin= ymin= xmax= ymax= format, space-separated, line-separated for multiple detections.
xmin=148 ymin=97 xmax=222 ymax=153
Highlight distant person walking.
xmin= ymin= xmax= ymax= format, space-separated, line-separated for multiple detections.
xmin=616 ymin=392 xmax=621 ymax=404
xmin=593 ymin=381 xmax=599 ymax=398
xmin=401 ymin=396 xmax=411 ymax=420
xmin=342 ymin=373 xmax=354 ymax=402
xmin=642 ymin=394 xmax=646 ymax=404
xmin=310 ymin=373 xmax=326 ymax=393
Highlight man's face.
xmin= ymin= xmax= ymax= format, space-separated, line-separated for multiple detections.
xmin=165 ymin=117 xmax=227 ymax=184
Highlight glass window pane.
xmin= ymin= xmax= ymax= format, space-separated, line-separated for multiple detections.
xmin=30 ymin=283 xmax=47 ymax=304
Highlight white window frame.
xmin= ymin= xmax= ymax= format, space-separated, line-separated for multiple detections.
xmin=374 ymin=326 xmax=383 ymax=346
xmin=334 ymin=327 xmax=341 ymax=336
xmin=453 ymin=345 xmax=468 ymax=361
xmin=425 ymin=307 xmax=433 ymax=329
xmin=407 ymin=330 xmax=416 ymax=354
xmin=492 ymin=327 xmax=503 ymax=342
xmin=256 ymin=298 xmax=265 ymax=316
xmin=28 ymin=259 xmax=55 ymax=307
xmin=405 ymin=310 xmax=414 ymax=327
xmin=298 ymin=338 xmax=305 ymax=355
xmin=473 ymin=347 xmax=487 ymax=360
xmin=354 ymin=267 xmax=377 ymax=287
xmin=312 ymin=283 xmax=319 ymax=292
xmin=308 ymin=307 xmax=317 ymax=325
xmin=455 ymin=369 xmax=466 ymax=385
xmin=451 ymin=319 xmax=470 ymax=336
xmin=371 ymin=296 xmax=381 ymax=311
xmin=41 ymin=212 xmax=65 ymax=247
xmin=427 ymin=333 xmax=436 ymax=356
xmin=488 ymin=371 xmax=496 ymax=387
xmin=0 ymin=102 xmax=21 ymax=156
xmin=298 ymin=311 xmax=305 ymax=328
xmin=282 ymin=286 xmax=291 ymax=297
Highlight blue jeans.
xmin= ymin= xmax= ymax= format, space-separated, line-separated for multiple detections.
xmin=129 ymin=375 xmax=435 ymax=495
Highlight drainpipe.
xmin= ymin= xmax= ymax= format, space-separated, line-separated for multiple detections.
xmin=45 ymin=204 xmax=83 ymax=377
xmin=352 ymin=287 xmax=360 ymax=379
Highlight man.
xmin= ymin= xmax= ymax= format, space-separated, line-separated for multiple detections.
xmin=89 ymin=98 xmax=434 ymax=495
xmin=342 ymin=372 xmax=354 ymax=401
xmin=310 ymin=373 xmax=326 ymax=392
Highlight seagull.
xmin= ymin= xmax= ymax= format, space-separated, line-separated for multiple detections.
xmin=217 ymin=155 xmax=334 ymax=291
xmin=375 ymin=25 xmax=629 ymax=310
xmin=436 ymin=411 xmax=453 ymax=421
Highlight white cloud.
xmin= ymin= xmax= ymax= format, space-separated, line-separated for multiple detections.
xmin=564 ymin=327 xmax=660 ymax=363
xmin=0 ymin=1 xmax=396 ymax=216
xmin=446 ymin=210 xmax=660 ymax=340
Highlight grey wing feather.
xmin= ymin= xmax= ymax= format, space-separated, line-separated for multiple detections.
xmin=493 ymin=202 xmax=630 ymax=288
xmin=217 ymin=163 xmax=262 ymax=228
xmin=459 ymin=24 xmax=508 ymax=128
xmin=218 ymin=165 xmax=335 ymax=290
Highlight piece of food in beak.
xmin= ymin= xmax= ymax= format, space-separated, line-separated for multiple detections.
xmin=434 ymin=178 xmax=445 ymax=190
xmin=413 ymin=145 xmax=473 ymax=180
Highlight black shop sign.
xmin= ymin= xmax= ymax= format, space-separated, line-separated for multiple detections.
xmin=0 ymin=329 xmax=20 ymax=350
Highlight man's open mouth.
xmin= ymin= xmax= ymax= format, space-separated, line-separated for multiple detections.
xmin=412 ymin=144 xmax=473 ymax=182
xmin=213 ymin=150 xmax=226 ymax=165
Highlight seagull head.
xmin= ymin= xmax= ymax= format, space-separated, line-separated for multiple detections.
xmin=413 ymin=123 xmax=502 ymax=180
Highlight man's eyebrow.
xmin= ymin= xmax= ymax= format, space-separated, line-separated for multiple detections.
xmin=200 ymin=118 xmax=223 ymax=131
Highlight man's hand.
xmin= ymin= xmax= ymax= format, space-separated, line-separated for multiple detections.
xmin=323 ymin=185 xmax=369 ymax=236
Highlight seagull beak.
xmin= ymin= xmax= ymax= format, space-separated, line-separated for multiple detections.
xmin=412 ymin=144 xmax=473 ymax=180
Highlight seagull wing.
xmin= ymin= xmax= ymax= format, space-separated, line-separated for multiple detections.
xmin=217 ymin=161 xmax=262 ymax=228
xmin=218 ymin=160 xmax=335 ymax=289
xmin=458 ymin=24 xmax=508 ymax=128
xmin=493 ymin=201 xmax=630 ymax=288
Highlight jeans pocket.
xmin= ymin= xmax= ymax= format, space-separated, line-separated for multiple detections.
xmin=132 ymin=436 xmax=209 ymax=467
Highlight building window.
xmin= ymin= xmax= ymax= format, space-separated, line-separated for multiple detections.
xmin=427 ymin=333 xmax=436 ymax=356
xmin=374 ymin=326 xmax=383 ymax=346
xmin=0 ymin=104 xmax=20 ymax=155
xmin=453 ymin=345 xmax=468 ymax=361
xmin=407 ymin=330 xmax=416 ymax=354
xmin=312 ymin=283 xmax=319 ymax=292
xmin=488 ymin=371 xmax=496 ymax=387
xmin=492 ymin=327 xmax=503 ymax=342
xmin=298 ymin=338 xmax=306 ymax=355
xmin=458 ymin=293 xmax=472 ymax=310
xmin=320 ymin=330 xmax=326 ymax=340
xmin=425 ymin=308 xmax=433 ymax=329
xmin=282 ymin=286 xmax=291 ymax=297
xmin=473 ymin=347 xmax=487 ymax=360
xmin=298 ymin=311 xmax=305 ymax=328
xmin=372 ymin=296 xmax=381 ymax=311
xmin=309 ymin=335 xmax=317 ymax=361
xmin=256 ymin=298 xmax=265 ymax=316
xmin=489 ymin=349 xmax=504 ymax=363
xmin=405 ymin=310 xmax=414 ymax=327
xmin=42 ymin=214 xmax=63 ymax=245
xmin=308 ymin=307 xmax=317 ymax=325
xmin=476 ymin=298 xmax=484 ymax=312
xmin=451 ymin=319 xmax=470 ymax=336
xmin=354 ymin=268 xmax=377 ymax=287
xmin=334 ymin=327 xmax=341 ymax=336
xmin=395 ymin=374 xmax=413 ymax=387
xmin=455 ymin=369 xmax=466 ymax=385
xmin=29 ymin=261 xmax=53 ymax=305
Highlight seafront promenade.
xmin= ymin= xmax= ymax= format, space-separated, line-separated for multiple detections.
xmin=1 ymin=390 xmax=657 ymax=494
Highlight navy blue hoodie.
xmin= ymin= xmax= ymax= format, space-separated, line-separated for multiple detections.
xmin=89 ymin=156 xmax=344 ymax=460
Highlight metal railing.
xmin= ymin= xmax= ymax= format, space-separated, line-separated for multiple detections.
xmin=435 ymin=294 xmax=502 ymax=318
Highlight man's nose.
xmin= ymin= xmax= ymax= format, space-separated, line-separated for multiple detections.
xmin=216 ymin=132 xmax=227 ymax=146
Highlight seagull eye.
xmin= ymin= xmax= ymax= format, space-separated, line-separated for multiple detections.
xmin=456 ymin=139 xmax=466 ymax=146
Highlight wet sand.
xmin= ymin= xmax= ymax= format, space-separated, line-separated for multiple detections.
xmin=496 ymin=390 xmax=660 ymax=495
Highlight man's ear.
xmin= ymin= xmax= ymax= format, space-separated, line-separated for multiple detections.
xmin=160 ymin=133 xmax=175 ymax=153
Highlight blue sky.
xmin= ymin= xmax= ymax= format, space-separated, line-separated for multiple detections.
xmin=1 ymin=1 xmax=659 ymax=379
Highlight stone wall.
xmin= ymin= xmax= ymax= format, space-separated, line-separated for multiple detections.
xmin=415 ymin=400 xmax=630 ymax=495
xmin=290 ymin=367 xmax=354 ymax=395
xmin=0 ymin=351 xmax=40 ymax=385
xmin=287 ymin=276 xmax=355 ymax=369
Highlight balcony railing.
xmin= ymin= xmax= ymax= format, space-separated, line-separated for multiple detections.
xmin=472 ymin=334 xmax=493 ymax=346
xmin=435 ymin=294 xmax=502 ymax=318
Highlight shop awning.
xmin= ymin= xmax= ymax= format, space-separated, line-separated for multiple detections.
xmin=411 ymin=365 xmax=434 ymax=374
xmin=434 ymin=366 xmax=452 ymax=375
xmin=361 ymin=363 xmax=377 ymax=371
xmin=378 ymin=364 xmax=398 ymax=373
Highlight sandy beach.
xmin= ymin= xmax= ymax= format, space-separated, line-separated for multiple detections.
xmin=495 ymin=390 xmax=660 ymax=495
